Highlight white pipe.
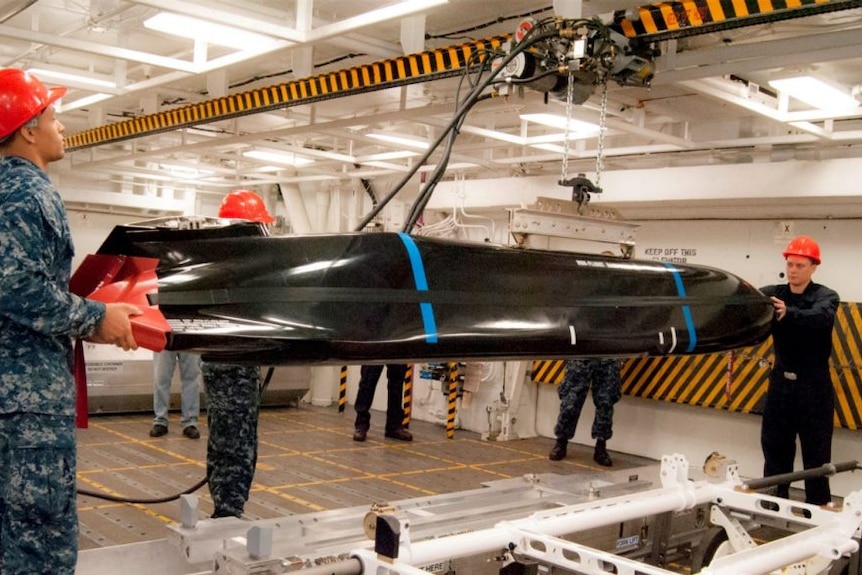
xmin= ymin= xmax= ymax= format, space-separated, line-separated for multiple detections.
xmin=315 ymin=184 xmax=330 ymax=232
xmin=280 ymin=184 xmax=312 ymax=234
xmin=701 ymin=525 xmax=859 ymax=575
xmin=401 ymin=482 xmax=714 ymax=565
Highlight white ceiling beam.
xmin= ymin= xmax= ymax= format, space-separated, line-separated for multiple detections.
xmin=654 ymin=28 xmax=862 ymax=84
xmin=400 ymin=15 xmax=426 ymax=54
xmin=329 ymin=33 xmax=402 ymax=59
xmin=292 ymin=45 xmax=313 ymax=79
xmin=0 ymin=22 xmax=199 ymax=72
xmin=680 ymin=77 xmax=862 ymax=137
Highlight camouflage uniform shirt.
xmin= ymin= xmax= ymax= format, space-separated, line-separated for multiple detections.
xmin=0 ymin=155 xmax=105 ymax=415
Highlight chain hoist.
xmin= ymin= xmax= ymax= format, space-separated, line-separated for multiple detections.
xmin=595 ymin=78 xmax=609 ymax=189
xmin=560 ymin=70 xmax=610 ymax=185
xmin=559 ymin=67 xmax=609 ymax=213
xmin=559 ymin=68 xmax=575 ymax=184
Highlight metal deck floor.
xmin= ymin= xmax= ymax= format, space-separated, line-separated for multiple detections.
xmin=75 ymin=404 xmax=656 ymax=551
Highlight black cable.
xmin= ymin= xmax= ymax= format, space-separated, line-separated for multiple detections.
xmin=402 ymin=17 xmax=617 ymax=231
xmin=78 ymin=476 xmax=208 ymax=505
xmin=505 ymin=67 xmax=562 ymax=85
xmin=402 ymin=93 xmax=494 ymax=231
xmin=78 ymin=367 xmax=276 ymax=506
xmin=356 ymin=20 xmax=563 ymax=232
xmin=426 ymin=5 xmax=554 ymax=40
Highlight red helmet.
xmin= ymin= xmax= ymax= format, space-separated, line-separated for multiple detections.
xmin=218 ymin=189 xmax=275 ymax=223
xmin=0 ymin=68 xmax=67 ymax=139
xmin=782 ymin=235 xmax=821 ymax=265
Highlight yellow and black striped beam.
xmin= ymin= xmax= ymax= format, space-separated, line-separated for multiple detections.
xmin=612 ymin=0 xmax=862 ymax=41
xmin=63 ymin=35 xmax=508 ymax=152
xmin=532 ymin=302 xmax=862 ymax=430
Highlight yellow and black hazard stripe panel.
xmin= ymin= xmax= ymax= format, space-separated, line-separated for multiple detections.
xmin=612 ymin=0 xmax=862 ymax=41
xmin=446 ymin=361 xmax=459 ymax=439
xmin=620 ymin=342 xmax=771 ymax=411
xmin=64 ymin=35 xmax=508 ymax=152
xmin=832 ymin=303 xmax=862 ymax=429
xmin=402 ymin=364 xmax=413 ymax=429
xmin=337 ymin=365 xmax=347 ymax=413
xmin=532 ymin=302 xmax=862 ymax=430
xmin=531 ymin=359 xmax=567 ymax=385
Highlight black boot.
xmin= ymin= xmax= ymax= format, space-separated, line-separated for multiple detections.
xmin=593 ymin=439 xmax=612 ymax=467
xmin=548 ymin=439 xmax=567 ymax=461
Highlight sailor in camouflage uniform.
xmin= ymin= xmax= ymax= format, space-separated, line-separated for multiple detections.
xmin=548 ymin=358 xmax=622 ymax=466
xmin=204 ymin=190 xmax=274 ymax=518
xmin=203 ymin=363 xmax=262 ymax=518
xmin=0 ymin=68 xmax=139 ymax=574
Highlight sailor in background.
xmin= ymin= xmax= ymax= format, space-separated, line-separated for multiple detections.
xmin=205 ymin=190 xmax=274 ymax=518
xmin=548 ymin=358 xmax=622 ymax=466
xmin=760 ymin=235 xmax=839 ymax=505
xmin=149 ymin=351 xmax=202 ymax=439
xmin=353 ymin=364 xmax=412 ymax=442
xmin=549 ymin=245 xmax=623 ymax=467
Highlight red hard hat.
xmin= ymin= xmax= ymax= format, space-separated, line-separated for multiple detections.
xmin=782 ymin=235 xmax=821 ymax=265
xmin=0 ymin=69 xmax=67 ymax=139
xmin=218 ymin=189 xmax=275 ymax=223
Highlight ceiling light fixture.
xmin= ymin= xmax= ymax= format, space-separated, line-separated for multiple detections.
xmin=160 ymin=164 xmax=216 ymax=179
xmin=58 ymin=93 xmax=113 ymax=112
xmin=367 ymin=132 xmax=430 ymax=149
xmin=358 ymin=150 xmax=420 ymax=162
xmin=520 ymin=113 xmax=601 ymax=136
xmin=143 ymin=12 xmax=279 ymax=51
xmin=28 ymin=67 xmax=116 ymax=89
xmin=243 ymin=149 xmax=315 ymax=167
xmin=768 ymin=76 xmax=860 ymax=111
xmin=418 ymin=162 xmax=478 ymax=171
xmin=311 ymin=0 xmax=449 ymax=39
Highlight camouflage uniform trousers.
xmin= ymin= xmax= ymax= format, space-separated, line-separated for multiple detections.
xmin=0 ymin=413 xmax=77 ymax=575
xmin=553 ymin=358 xmax=622 ymax=442
xmin=203 ymin=363 xmax=261 ymax=518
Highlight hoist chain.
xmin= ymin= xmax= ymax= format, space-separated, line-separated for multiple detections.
xmin=560 ymin=68 xmax=575 ymax=183
xmin=560 ymin=70 xmax=611 ymax=188
xmin=595 ymin=78 xmax=609 ymax=188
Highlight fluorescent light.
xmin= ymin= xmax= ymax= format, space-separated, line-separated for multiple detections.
xmin=532 ymin=143 xmax=568 ymax=154
xmin=768 ymin=76 xmax=859 ymax=111
xmin=243 ymin=149 xmax=315 ymax=167
xmin=28 ymin=67 xmax=116 ymax=89
xmin=144 ymin=12 xmax=279 ymax=51
xmin=418 ymin=162 xmax=478 ymax=171
xmin=343 ymin=0 xmax=448 ymax=26
xmin=58 ymin=93 xmax=112 ymax=112
xmin=160 ymin=164 xmax=215 ymax=179
xmin=358 ymin=150 xmax=420 ymax=162
xmin=520 ymin=113 xmax=601 ymax=136
xmin=309 ymin=0 xmax=449 ymax=40
xmin=368 ymin=132 xmax=430 ymax=149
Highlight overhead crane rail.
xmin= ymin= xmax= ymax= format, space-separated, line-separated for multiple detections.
xmin=616 ymin=0 xmax=862 ymax=42
xmin=63 ymin=0 xmax=862 ymax=152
